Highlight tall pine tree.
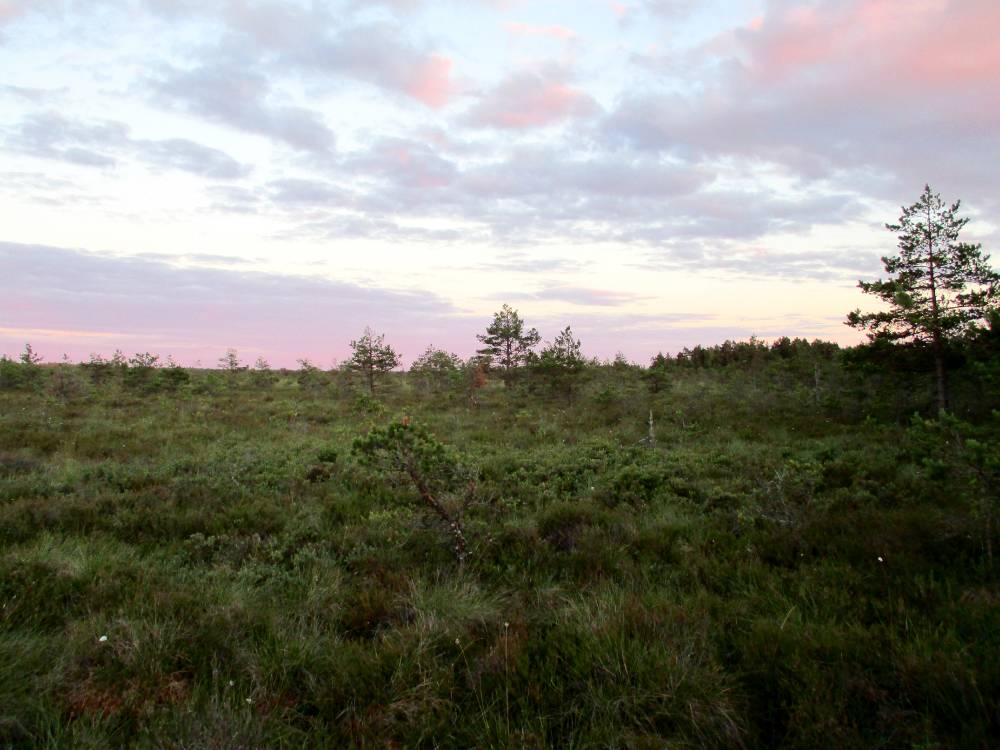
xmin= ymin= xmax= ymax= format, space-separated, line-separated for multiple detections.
xmin=847 ymin=185 xmax=998 ymax=411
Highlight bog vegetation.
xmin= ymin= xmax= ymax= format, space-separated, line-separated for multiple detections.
xmin=0 ymin=188 xmax=998 ymax=748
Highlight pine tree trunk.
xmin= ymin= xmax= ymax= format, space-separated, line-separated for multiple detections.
xmin=932 ymin=337 xmax=949 ymax=413
xmin=406 ymin=462 xmax=468 ymax=564
xmin=926 ymin=202 xmax=949 ymax=413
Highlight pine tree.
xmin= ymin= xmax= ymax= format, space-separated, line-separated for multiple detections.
xmin=643 ymin=352 xmax=671 ymax=394
xmin=218 ymin=348 xmax=247 ymax=373
xmin=349 ymin=327 xmax=401 ymax=395
xmin=533 ymin=326 xmax=585 ymax=402
xmin=847 ymin=185 xmax=998 ymax=411
xmin=409 ymin=345 xmax=462 ymax=393
xmin=476 ymin=304 xmax=540 ymax=387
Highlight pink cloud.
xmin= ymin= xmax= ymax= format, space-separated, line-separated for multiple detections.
xmin=340 ymin=136 xmax=457 ymax=191
xmin=0 ymin=0 xmax=33 ymax=25
xmin=385 ymin=143 xmax=454 ymax=188
xmin=742 ymin=0 xmax=1000 ymax=99
xmin=466 ymin=70 xmax=599 ymax=129
xmin=403 ymin=53 xmax=454 ymax=108
xmin=1 ymin=242 xmax=464 ymax=369
xmin=504 ymin=21 xmax=576 ymax=40
xmin=609 ymin=0 xmax=1000 ymax=216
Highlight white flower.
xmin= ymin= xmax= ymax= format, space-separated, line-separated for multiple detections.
xmin=877 ymin=556 xmax=884 ymax=563
xmin=245 ymin=698 xmax=252 ymax=704
xmin=98 ymin=635 xmax=108 ymax=642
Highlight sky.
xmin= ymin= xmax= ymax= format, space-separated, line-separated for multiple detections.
xmin=1 ymin=0 xmax=998 ymax=367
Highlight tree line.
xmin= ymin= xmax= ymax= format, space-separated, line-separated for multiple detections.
xmin=2 ymin=186 xmax=997 ymax=413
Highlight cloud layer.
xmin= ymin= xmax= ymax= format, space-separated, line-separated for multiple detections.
xmin=0 ymin=242 xmax=459 ymax=365
xmin=2 ymin=0 xmax=996 ymax=361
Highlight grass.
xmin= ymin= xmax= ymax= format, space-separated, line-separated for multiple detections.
xmin=0 ymin=360 xmax=997 ymax=748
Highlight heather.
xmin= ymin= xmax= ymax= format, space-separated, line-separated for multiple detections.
xmin=0 ymin=336 xmax=997 ymax=748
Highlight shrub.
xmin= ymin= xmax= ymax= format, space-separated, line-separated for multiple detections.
xmin=0 ymin=344 xmax=44 ymax=390
xmin=353 ymin=419 xmax=473 ymax=563
xmin=410 ymin=346 xmax=462 ymax=394
xmin=536 ymin=501 xmax=609 ymax=552
xmin=295 ymin=359 xmax=327 ymax=392
xmin=0 ymin=355 xmax=21 ymax=390
xmin=122 ymin=352 xmax=160 ymax=392
xmin=49 ymin=361 xmax=86 ymax=402
xmin=597 ymin=463 xmax=670 ymax=508
xmin=156 ymin=360 xmax=190 ymax=392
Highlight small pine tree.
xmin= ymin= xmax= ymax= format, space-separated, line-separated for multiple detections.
xmin=18 ymin=343 xmax=44 ymax=389
xmin=643 ymin=352 xmax=671 ymax=394
xmin=353 ymin=419 xmax=473 ymax=563
xmin=81 ymin=354 xmax=115 ymax=386
xmin=218 ymin=348 xmax=247 ymax=374
xmin=157 ymin=356 xmax=190 ymax=391
xmin=476 ymin=304 xmax=540 ymax=387
xmin=50 ymin=354 xmax=84 ymax=401
xmin=19 ymin=343 xmax=42 ymax=367
xmin=0 ymin=356 xmax=19 ymax=390
xmin=410 ymin=346 xmax=462 ymax=394
xmin=123 ymin=352 xmax=160 ymax=392
xmin=533 ymin=326 xmax=586 ymax=402
xmin=296 ymin=358 xmax=327 ymax=391
xmin=250 ymin=356 xmax=278 ymax=388
xmin=348 ymin=327 xmax=400 ymax=395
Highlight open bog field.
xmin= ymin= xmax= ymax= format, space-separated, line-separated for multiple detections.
xmin=0 ymin=362 xmax=997 ymax=749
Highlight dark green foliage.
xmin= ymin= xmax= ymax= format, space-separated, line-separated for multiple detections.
xmin=532 ymin=325 xmax=586 ymax=402
xmin=347 ymin=327 xmax=400 ymax=395
xmin=849 ymin=186 xmax=998 ymax=344
xmin=642 ymin=352 xmax=671 ymax=393
xmin=294 ymin=358 xmax=328 ymax=392
xmin=597 ymin=461 xmax=671 ymax=508
xmin=0 ymin=344 xmax=44 ymax=390
xmin=315 ymin=446 xmax=338 ymax=465
xmin=157 ymin=361 xmax=190 ymax=391
xmin=249 ymin=357 xmax=278 ymax=388
xmin=536 ymin=500 xmax=610 ymax=551
xmin=80 ymin=353 xmax=119 ymax=386
xmin=353 ymin=419 xmax=471 ymax=562
xmin=476 ymin=304 xmax=541 ymax=387
xmin=352 ymin=391 xmax=385 ymax=417
xmin=848 ymin=185 xmax=999 ymax=411
xmin=409 ymin=345 xmax=462 ymax=394
xmin=121 ymin=352 xmax=161 ymax=393
xmin=0 ymin=355 xmax=21 ymax=390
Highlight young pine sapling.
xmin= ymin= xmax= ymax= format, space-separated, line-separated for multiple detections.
xmin=353 ymin=419 xmax=474 ymax=564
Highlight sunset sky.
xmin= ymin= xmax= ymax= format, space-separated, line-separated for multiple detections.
xmin=2 ymin=0 xmax=998 ymax=367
